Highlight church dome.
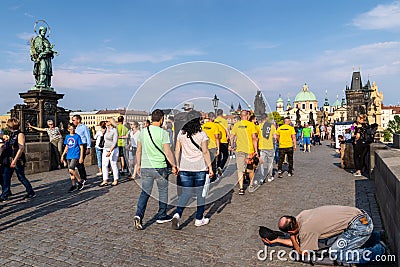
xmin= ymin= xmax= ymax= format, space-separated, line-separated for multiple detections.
xmin=276 ymin=95 xmax=284 ymax=103
xmin=294 ymin=83 xmax=317 ymax=102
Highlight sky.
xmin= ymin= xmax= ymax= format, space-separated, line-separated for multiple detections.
xmin=1 ymin=0 xmax=400 ymax=114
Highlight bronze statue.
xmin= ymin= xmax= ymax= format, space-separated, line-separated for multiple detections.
xmin=30 ymin=24 xmax=57 ymax=89
xmin=254 ymin=90 xmax=266 ymax=116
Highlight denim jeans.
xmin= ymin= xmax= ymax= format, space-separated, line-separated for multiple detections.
xmin=135 ymin=168 xmax=169 ymax=220
xmin=95 ymin=147 xmax=103 ymax=169
xmin=257 ymin=149 xmax=274 ymax=180
xmin=175 ymin=171 xmax=206 ymax=220
xmin=1 ymin=163 xmax=34 ymax=198
xmin=329 ymin=213 xmax=374 ymax=264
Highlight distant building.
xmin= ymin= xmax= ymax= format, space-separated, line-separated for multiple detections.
xmin=0 ymin=113 xmax=11 ymax=129
xmin=70 ymin=109 xmax=149 ymax=131
xmin=276 ymin=83 xmax=319 ymax=126
xmin=381 ymin=104 xmax=400 ymax=129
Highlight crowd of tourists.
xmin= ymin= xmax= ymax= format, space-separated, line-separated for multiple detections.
xmin=0 ymin=105 xmax=378 ymax=229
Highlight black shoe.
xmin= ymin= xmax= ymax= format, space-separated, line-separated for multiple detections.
xmin=6 ymin=191 xmax=12 ymax=197
xmin=77 ymin=182 xmax=85 ymax=191
xmin=278 ymin=171 xmax=283 ymax=178
xmin=23 ymin=192 xmax=36 ymax=200
xmin=0 ymin=196 xmax=8 ymax=202
xmin=238 ymin=188 xmax=245 ymax=195
xmin=68 ymin=185 xmax=77 ymax=193
xmin=156 ymin=215 xmax=173 ymax=224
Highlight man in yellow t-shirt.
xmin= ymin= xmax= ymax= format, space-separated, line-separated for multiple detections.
xmin=202 ymin=112 xmax=220 ymax=177
xmin=214 ymin=109 xmax=230 ymax=174
xmin=257 ymin=113 xmax=276 ymax=183
xmin=276 ymin=117 xmax=296 ymax=178
xmin=230 ymin=110 xmax=258 ymax=195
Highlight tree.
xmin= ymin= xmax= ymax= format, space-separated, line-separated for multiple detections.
xmin=387 ymin=115 xmax=400 ymax=135
xmin=269 ymin=111 xmax=284 ymax=126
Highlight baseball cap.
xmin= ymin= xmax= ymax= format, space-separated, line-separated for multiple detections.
xmin=182 ymin=102 xmax=194 ymax=111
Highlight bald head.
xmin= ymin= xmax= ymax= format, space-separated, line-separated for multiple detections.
xmin=278 ymin=215 xmax=297 ymax=232
xmin=240 ymin=110 xmax=249 ymax=120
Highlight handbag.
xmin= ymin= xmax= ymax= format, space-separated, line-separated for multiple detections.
xmin=98 ymin=134 xmax=105 ymax=148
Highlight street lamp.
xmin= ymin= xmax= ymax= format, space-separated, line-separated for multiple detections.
xmin=212 ymin=94 xmax=219 ymax=115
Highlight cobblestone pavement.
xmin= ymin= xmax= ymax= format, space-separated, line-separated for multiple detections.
xmin=0 ymin=141 xmax=395 ymax=266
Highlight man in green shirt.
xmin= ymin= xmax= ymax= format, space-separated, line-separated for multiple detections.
xmin=117 ymin=116 xmax=129 ymax=174
xmin=302 ymin=122 xmax=313 ymax=153
xmin=134 ymin=109 xmax=177 ymax=230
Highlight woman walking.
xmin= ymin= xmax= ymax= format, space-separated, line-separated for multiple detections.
xmin=171 ymin=111 xmax=214 ymax=230
xmin=0 ymin=118 xmax=35 ymax=201
xmin=99 ymin=118 xmax=119 ymax=186
xmin=127 ymin=121 xmax=140 ymax=179
xmin=94 ymin=121 xmax=106 ymax=176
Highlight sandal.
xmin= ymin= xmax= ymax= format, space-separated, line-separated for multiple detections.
xmin=111 ymin=181 xmax=118 ymax=186
xmin=99 ymin=182 xmax=109 ymax=187
xmin=238 ymin=188 xmax=245 ymax=195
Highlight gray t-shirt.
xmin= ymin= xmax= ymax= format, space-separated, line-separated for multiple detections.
xmin=297 ymin=205 xmax=362 ymax=251
xmin=104 ymin=127 xmax=118 ymax=150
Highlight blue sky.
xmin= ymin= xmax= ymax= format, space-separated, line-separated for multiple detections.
xmin=1 ymin=0 xmax=400 ymax=114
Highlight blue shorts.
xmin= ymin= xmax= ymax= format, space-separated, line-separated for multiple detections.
xmin=303 ymin=137 xmax=311 ymax=145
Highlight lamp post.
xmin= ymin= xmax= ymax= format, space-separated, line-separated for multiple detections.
xmin=212 ymin=94 xmax=219 ymax=115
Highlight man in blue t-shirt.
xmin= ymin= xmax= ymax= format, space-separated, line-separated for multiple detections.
xmin=61 ymin=123 xmax=85 ymax=193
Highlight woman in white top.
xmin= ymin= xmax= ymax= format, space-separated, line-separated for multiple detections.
xmin=94 ymin=121 xmax=106 ymax=176
xmin=99 ymin=118 xmax=119 ymax=187
xmin=171 ymin=111 xmax=213 ymax=230
xmin=127 ymin=121 xmax=140 ymax=179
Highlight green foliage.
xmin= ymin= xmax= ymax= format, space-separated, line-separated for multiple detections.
xmin=387 ymin=115 xmax=400 ymax=135
xmin=383 ymin=129 xmax=392 ymax=142
xmin=269 ymin=111 xmax=284 ymax=126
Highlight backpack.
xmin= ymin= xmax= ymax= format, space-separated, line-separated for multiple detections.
xmin=262 ymin=122 xmax=272 ymax=139
xmin=363 ymin=125 xmax=376 ymax=144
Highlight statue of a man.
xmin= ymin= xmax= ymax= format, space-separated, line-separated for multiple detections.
xmin=30 ymin=26 xmax=56 ymax=89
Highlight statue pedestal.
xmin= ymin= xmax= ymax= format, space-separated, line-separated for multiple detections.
xmin=10 ymin=89 xmax=70 ymax=143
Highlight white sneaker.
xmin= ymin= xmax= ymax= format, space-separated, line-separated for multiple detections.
xmin=195 ymin=217 xmax=210 ymax=227
xmin=96 ymin=172 xmax=102 ymax=176
xmin=171 ymin=213 xmax=180 ymax=230
xmin=267 ymin=177 xmax=274 ymax=182
xmin=217 ymin=167 xmax=223 ymax=176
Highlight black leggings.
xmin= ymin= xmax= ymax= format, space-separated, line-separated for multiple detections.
xmin=353 ymin=142 xmax=369 ymax=171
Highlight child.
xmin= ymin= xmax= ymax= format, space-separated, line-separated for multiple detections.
xmin=61 ymin=123 xmax=85 ymax=192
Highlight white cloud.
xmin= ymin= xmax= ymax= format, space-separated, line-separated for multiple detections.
xmin=353 ymin=1 xmax=400 ymax=30
xmin=72 ymin=49 xmax=205 ymax=64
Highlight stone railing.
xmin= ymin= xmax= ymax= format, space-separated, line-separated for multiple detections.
xmin=374 ymin=148 xmax=400 ymax=263
xmin=24 ymin=141 xmax=96 ymax=175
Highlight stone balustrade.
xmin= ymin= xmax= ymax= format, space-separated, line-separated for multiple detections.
xmin=374 ymin=148 xmax=400 ymax=264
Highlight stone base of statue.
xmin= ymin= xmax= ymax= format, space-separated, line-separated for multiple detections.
xmin=10 ymin=88 xmax=70 ymax=143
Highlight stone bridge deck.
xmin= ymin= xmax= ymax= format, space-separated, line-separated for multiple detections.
xmin=0 ymin=141 xmax=395 ymax=266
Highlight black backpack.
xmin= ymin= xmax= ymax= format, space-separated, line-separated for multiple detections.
xmin=262 ymin=122 xmax=272 ymax=139
xmin=363 ymin=125 xmax=376 ymax=144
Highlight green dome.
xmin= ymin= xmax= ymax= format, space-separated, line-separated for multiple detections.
xmin=332 ymin=99 xmax=341 ymax=107
xmin=276 ymin=96 xmax=284 ymax=103
xmin=294 ymin=84 xmax=317 ymax=102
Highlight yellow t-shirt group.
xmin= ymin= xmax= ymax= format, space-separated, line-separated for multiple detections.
xmin=231 ymin=120 xmax=257 ymax=154
xmin=276 ymin=124 xmax=296 ymax=148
